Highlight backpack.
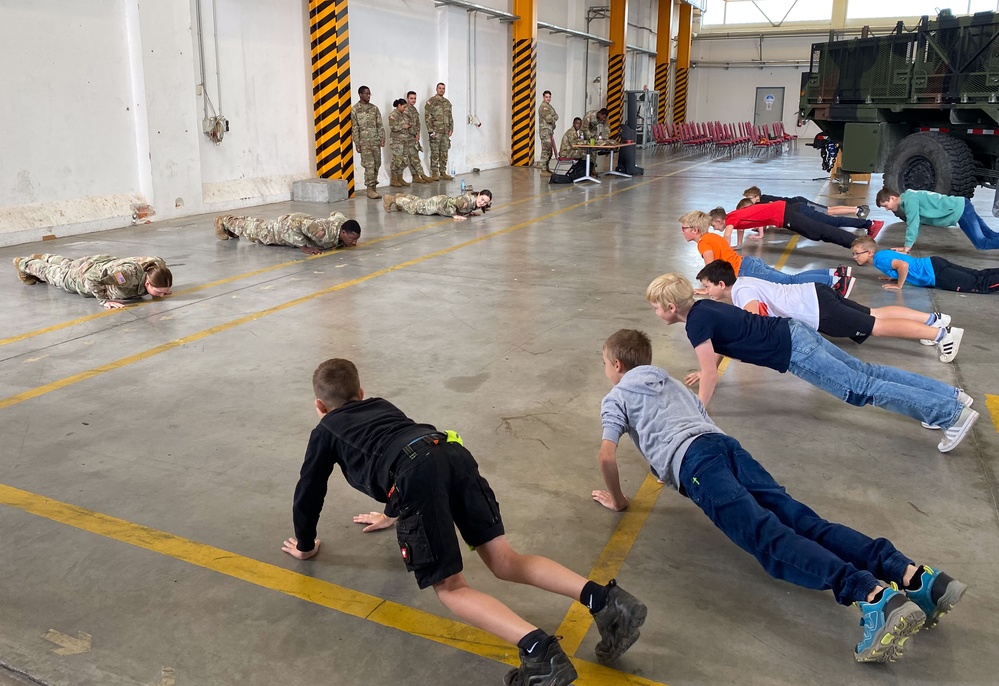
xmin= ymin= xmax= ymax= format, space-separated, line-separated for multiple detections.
xmin=549 ymin=159 xmax=587 ymax=185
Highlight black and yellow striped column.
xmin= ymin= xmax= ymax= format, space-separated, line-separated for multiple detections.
xmin=310 ymin=0 xmax=355 ymax=195
xmin=655 ymin=0 xmax=673 ymax=124
xmin=511 ymin=0 xmax=537 ymax=167
xmin=607 ymin=0 xmax=627 ymax=136
xmin=673 ymin=1 xmax=692 ymax=126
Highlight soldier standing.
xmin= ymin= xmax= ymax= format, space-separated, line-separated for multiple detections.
xmin=351 ymin=85 xmax=385 ymax=199
xmin=405 ymin=91 xmax=431 ymax=183
xmin=388 ymin=99 xmax=412 ymax=188
xmin=13 ymin=254 xmax=173 ymax=309
xmin=538 ymin=90 xmax=560 ymax=176
xmin=425 ymin=82 xmax=454 ymax=181
xmin=383 ymin=189 xmax=492 ymax=221
xmin=214 ymin=212 xmax=361 ymax=254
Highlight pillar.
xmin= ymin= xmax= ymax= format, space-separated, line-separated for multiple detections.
xmin=510 ymin=0 xmax=537 ymax=167
xmin=673 ymin=1 xmax=692 ymax=126
xmin=607 ymin=0 xmax=628 ymax=136
xmin=309 ymin=0 xmax=355 ymax=195
xmin=655 ymin=0 xmax=673 ymax=124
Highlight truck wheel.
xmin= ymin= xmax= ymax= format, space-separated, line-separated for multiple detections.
xmin=884 ymin=132 xmax=977 ymax=198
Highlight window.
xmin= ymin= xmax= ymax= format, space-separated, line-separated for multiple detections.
xmin=847 ymin=1 xmax=999 ymax=20
xmin=701 ymin=0 xmax=833 ymax=27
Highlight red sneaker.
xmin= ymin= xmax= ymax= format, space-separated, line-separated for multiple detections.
xmin=867 ymin=220 xmax=885 ymax=239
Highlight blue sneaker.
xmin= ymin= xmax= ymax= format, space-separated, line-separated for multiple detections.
xmin=855 ymin=587 xmax=926 ymax=663
xmin=905 ymin=566 xmax=968 ymax=629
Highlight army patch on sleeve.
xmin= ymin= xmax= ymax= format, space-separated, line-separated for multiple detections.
xmin=114 ymin=272 xmax=126 ymax=284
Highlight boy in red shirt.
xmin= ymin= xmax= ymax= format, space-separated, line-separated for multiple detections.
xmin=712 ymin=199 xmax=883 ymax=250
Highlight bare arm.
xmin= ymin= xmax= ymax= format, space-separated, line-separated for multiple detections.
xmin=690 ymin=340 xmax=721 ymax=406
xmin=593 ymin=440 xmax=629 ymax=511
xmin=742 ymin=300 xmax=762 ymax=315
xmin=884 ymin=259 xmax=910 ymax=290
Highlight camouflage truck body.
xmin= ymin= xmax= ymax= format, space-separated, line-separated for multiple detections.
xmin=799 ymin=10 xmax=999 ymax=208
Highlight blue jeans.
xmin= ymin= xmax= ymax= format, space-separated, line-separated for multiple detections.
xmin=786 ymin=320 xmax=963 ymax=428
xmin=678 ymin=433 xmax=912 ymax=605
xmin=958 ymin=198 xmax=999 ymax=249
xmin=739 ymin=256 xmax=833 ymax=286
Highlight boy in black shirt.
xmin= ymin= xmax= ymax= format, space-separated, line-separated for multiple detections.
xmin=284 ymin=358 xmax=647 ymax=686
xmin=644 ymin=274 xmax=979 ymax=453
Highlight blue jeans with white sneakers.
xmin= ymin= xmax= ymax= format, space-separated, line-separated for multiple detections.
xmin=785 ymin=320 xmax=963 ymax=429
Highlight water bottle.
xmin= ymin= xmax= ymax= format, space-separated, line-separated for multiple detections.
xmin=460 ymin=178 xmax=466 ymax=193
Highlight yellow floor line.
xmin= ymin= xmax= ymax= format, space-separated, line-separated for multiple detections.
xmin=0 ymin=483 xmax=666 ymax=686
xmin=986 ymin=394 xmax=999 ymax=433
xmin=2 ymin=160 xmax=715 ymax=413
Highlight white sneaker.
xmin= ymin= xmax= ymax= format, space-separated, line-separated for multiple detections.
xmin=937 ymin=326 xmax=963 ymax=363
xmin=921 ymin=313 xmax=952 ymax=345
xmin=923 ymin=391 xmax=973 ymax=429
xmin=937 ymin=407 xmax=979 ymax=453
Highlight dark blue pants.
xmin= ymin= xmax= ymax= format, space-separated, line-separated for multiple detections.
xmin=677 ymin=433 xmax=912 ymax=605
xmin=957 ymin=198 xmax=999 ymax=249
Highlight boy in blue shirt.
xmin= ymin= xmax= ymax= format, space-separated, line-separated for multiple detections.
xmin=852 ymin=236 xmax=999 ymax=293
xmin=594 ymin=328 xmax=967 ymax=663
xmin=875 ymin=186 xmax=999 ymax=251
xmin=644 ymin=274 xmax=979 ymax=453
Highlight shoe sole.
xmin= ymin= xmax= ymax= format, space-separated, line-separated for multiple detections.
xmin=924 ymin=579 xmax=968 ymax=629
xmin=938 ymin=410 xmax=979 ymax=453
xmin=595 ymin=602 xmax=648 ymax=664
xmin=13 ymin=258 xmax=39 ymax=285
xmin=855 ymin=602 xmax=925 ymax=663
xmin=503 ymin=661 xmax=578 ymax=686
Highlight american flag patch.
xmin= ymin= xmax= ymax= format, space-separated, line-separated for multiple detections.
xmin=114 ymin=272 xmax=126 ymax=284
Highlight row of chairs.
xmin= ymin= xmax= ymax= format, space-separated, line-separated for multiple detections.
xmin=649 ymin=120 xmax=798 ymax=158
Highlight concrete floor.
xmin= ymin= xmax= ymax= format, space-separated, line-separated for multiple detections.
xmin=1 ymin=149 xmax=997 ymax=686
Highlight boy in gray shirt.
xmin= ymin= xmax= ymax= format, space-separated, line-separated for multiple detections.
xmin=593 ymin=329 xmax=966 ymax=663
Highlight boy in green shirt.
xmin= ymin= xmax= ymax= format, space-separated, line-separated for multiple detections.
xmin=876 ymin=186 xmax=999 ymax=252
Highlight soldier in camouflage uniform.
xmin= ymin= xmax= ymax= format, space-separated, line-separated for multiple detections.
xmin=560 ymin=117 xmax=587 ymax=161
xmin=383 ymin=189 xmax=492 ymax=222
xmin=13 ymin=254 xmax=173 ymax=309
xmin=582 ymin=108 xmax=611 ymax=172
xmin=388 ymin=99 xmax=413 ymax=188
xmin=425 ymin=82 xmax=454 ymax=181
xmin=405 ymin=91 xmax=431 ymax=183
xmin=352 ymin=85 xmax=385 ymax=199
xmin=538 ymin=90 xmax=560 ymax=176
xmin=214 ymin=212 xmax=361 ymax=254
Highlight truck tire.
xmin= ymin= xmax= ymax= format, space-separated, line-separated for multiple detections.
xmin=884 ymin=132 xmax=977 ymax=198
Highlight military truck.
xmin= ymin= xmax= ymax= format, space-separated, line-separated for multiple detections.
xmin=799 ymin=9 xmax=999 ymax=213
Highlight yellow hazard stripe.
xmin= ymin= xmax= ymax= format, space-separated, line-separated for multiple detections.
xmin=309 ymin=0 xmax=354 ymax=194
xmin=607 ymin=54 xmax=625 ymax=135
xmin=511 ymin=38 xmax=536 ymax=167
xmin=654 ymin=62 xmax=670 ymax=124
xmin=672 ymin=68 xmax=688 ymax=126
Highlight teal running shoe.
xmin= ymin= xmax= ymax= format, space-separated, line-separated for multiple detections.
xmin=905 ymin=566 xmax=968 ymax=629
xmin=855 ymin=587 xmax=925 ymax=663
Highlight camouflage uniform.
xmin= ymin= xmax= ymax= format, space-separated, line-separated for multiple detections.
xmin=425 ymin=94 xmax=454 ymax=176
xmin=538 ymin=101 xmax=559 ymax=169
xmin=582 ymin=110 xmax=610 ymax=141
xmin=404 ymin=103 xmax=427 ymax=179
xmin=17 ymin=254 xmax=165 ymax=305
xmin=351 ymin=101 xmax=385 ymax=190
xmin=218 ymin=212 xmax=355 ymax=250
xmin=388 ymin=109 xmax=410 ymax=180
xmin=392 ymin=193 xmax=478 ymax=217
xmin=560 ymin=128 xmax=586 ymax=160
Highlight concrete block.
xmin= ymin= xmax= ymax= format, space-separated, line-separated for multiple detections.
xmin=293 ymin=178 xmax=349 ymax=203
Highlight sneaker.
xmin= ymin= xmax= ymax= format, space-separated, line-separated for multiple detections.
xmin=834 ymin=265 xmax=853 ymax=282
xmin=214 ymin=215 xmax=237 ymax=240
xmin=855 ymin=587 xmax=925 ymax=663
xmin=920 ymin=313 xmax=952 ymax=345
xmin=503 ymin=635 xmax=577 ymax=686
xmin=905 ymin=566 xmax=967 ymax=629
xmin=922 ymin=390 xmax=972 ymax=429
xmin=936 ymin=326 xmax=963 ymax=363
xmin=834 ymin=275 xmax=856 ymax=298
xmin=857 ymin=204 xmax=871 ymax=219
xmin=12 ymin=257 xmax=39 ymax=285
xmin=867 ymin=220 xmax=885 ymax=239
xmin=937 ymin=407 xmax=980 ymax=453
xmin=592 ymin=579 xmax=648 ymax=664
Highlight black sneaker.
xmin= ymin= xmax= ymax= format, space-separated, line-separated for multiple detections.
xmin=857 ymin=204 xmax=870 ymax=219
xmin=592 ymin=579 xmax=648 ymax=663
xmin=503 ymin=636 xmax=577 ymax=686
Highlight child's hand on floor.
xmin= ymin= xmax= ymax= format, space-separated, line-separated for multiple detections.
xmin=353 ymin=512 xmax=398 ymax=532
xmin=592 ymin=490 xmax=629 ymax=512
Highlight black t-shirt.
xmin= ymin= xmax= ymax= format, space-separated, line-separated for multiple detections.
xmin=292 ymin=397 xmax=437 ymax=551
xmin=684 ymin=299 xmax=792 ymax=373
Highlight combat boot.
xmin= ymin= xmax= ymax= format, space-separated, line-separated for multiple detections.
xmin=412 ymin=173 xmax=428 ymax=184
xmin=389 ymin=173 xmax=402 ymax=188
xmin=383 ymin=194 xmax=396 ymax=212
xmin=440 ymin=171 xmax=454 ymax=180
xmin=540 ymin=166 xmax=552 ymax=177
xmin=399 ymin=174 xmax=411 ymax=187
xmin=214 ymin=215 xmax=237 ymax=240
xmin=429 ymin=172 xmax=440 ymax=182
xmin=13 ymin=257 xmax=39 ymax=285
xmin=366 ymin=186 xmax=381 ymax=199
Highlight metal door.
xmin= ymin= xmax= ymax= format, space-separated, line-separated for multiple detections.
xmin=754 ymin=87 xmax=784 ymax=126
